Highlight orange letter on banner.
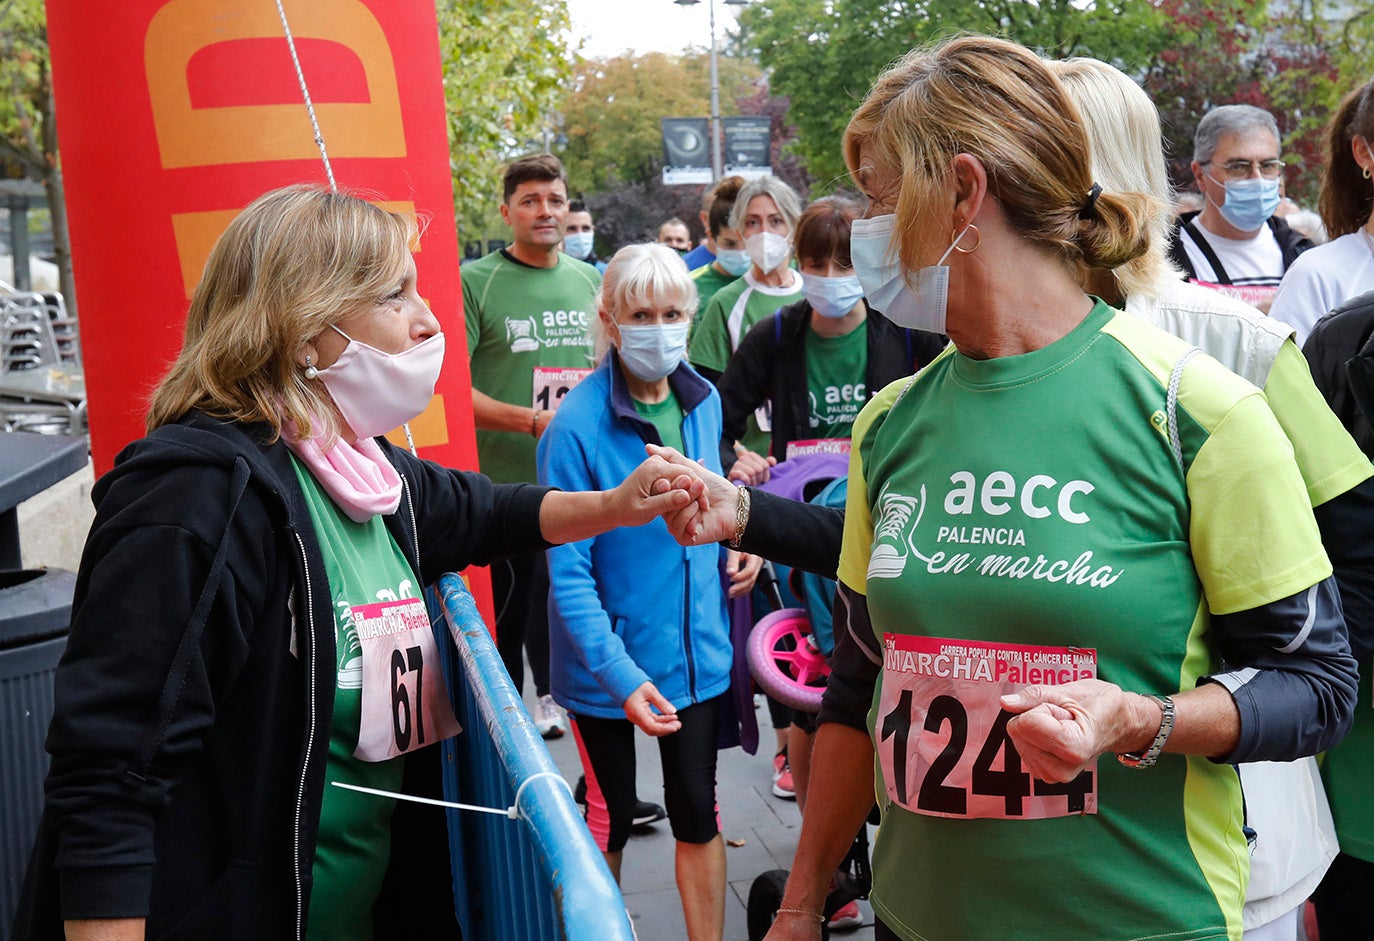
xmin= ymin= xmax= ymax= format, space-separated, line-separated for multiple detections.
xmin=144 ymin=0 xmax=405 ymax=168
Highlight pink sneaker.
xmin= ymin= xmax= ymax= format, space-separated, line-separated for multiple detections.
xmin=771 ymin=751 xmax=795 ymax=800
xmin=828 ymin=899 xmax=862 ymax=931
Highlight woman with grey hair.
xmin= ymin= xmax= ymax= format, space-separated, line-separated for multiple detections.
xmin=1168 ymin=103 xmax=1312 ymax=314
xmin=539 ymin=243 xmax=758 ymax=941
xmin=689 ymin=177 xmax=805 ymax=395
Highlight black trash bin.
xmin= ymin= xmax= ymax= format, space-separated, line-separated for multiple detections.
xmin=0 ymin=432 xmax=85 ymax=941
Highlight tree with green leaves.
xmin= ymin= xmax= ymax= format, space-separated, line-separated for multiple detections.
xmin=1 ymin=0 xmax=76 ymax=315
xmin=560 ymin=49 xmax=775 ymax=255
xmin=1142 ymin=0 xmax=1339 ymax=203
xmin=561 ymin=50 xmax=761 ymax=193
xmin=735 ymin=0 xmax=1171 ymax=190
xmin=436 ymin=0 xmax=574 ymax=247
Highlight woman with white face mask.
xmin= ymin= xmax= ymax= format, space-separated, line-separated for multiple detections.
xmin=716 ymin=197 xmax=945 ymax=480
xmin=689 ymin=178 xmax=805 ymax=430
xmin=20 ymin=187 xmax=709 ymax=941
xmin=538 ymin=243 xmax=760 ymax=941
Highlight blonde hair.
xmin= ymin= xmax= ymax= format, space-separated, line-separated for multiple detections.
xmin=146 ymin=185 xmax=413 ymax=441
xmin=1050 ymin=57 xmax=1182 ymax=299
xmin=843 ymin=36 xmax=1155 ymax=279
xmin=592 ymin=243 xmax=700 ymax=361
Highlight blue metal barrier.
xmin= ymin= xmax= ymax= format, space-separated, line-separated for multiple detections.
xmin=431 ymin=573 xmax=635 ymax=941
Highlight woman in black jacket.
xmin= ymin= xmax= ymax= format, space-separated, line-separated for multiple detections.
xmin=715 ymin=197 xmax=945 ymax=480
xmin=17 ymin=185 xmax=702 ymax=941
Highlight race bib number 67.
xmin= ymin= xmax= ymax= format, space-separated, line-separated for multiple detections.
xmin=878 ymin=634 xmax=1098 ymax=819
xmin=353 ymin=598 xmax=461 ymax=762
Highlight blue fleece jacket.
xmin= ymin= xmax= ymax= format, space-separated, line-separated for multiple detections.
xmin=537 ymin=351 xmax=733 ymax=719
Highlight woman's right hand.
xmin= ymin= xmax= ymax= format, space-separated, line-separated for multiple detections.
xmin=623 ymin=681 xmax=682 ymax=736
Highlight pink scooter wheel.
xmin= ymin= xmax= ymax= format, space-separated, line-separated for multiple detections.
xmin=747 ymin=608 xmax=828 ymax=713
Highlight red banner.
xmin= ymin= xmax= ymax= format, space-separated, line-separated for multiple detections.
xmin=47 ymin=0 xmax=492 ymax=616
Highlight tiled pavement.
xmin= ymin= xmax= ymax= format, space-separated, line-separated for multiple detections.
xmin=525 ymin=685 xmax=876 ymax=941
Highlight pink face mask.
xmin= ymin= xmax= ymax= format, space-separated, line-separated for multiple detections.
xmin=316 ymin=326 xmax=445 ymax=439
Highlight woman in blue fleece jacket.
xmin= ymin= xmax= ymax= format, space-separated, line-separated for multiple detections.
xmin=538 ymin=243 xmax=757 ymax=941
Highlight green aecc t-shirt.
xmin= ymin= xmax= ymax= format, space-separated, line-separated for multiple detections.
xmin=463 ymin=251 xmax=600 ymax=484
xmin=292 ymin=456 xmax=422 ymax=941
xmin=838 ymin=301 xmax=1329 ymax=941
xmin=804 ymin=322 xmax=868 ymax=441
xmin=633 ymin=391 xmax=686 ymax=454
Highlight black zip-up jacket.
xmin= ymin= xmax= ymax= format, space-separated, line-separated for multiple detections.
xmin=1167 ymin=209 xmax=1312 ymax=284
xmin=16 ymin=411 xmax=549 ymax=939
xmin=715 ymin=299 xmax=945 ymax=470
xmin=1304 ymin=288 xmax=1374 ymax=457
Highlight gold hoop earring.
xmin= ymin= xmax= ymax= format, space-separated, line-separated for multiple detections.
xmin=953 ymin=224 xmax=981 ymax=254
xmin=1364 ymin=166 xmax=1371 ymax=180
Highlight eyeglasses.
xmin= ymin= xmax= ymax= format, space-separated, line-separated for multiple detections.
xmin=1206 ymin=158 xmax=1285 ymax=181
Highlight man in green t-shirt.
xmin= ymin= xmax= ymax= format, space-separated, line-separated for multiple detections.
xmin=462 ymin=154 xmax=599 ymax=741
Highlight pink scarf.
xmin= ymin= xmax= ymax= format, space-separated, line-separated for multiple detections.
xmin=285 ymin=423 xmax=402 ymax=523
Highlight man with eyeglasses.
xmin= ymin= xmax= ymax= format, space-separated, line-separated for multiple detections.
xmin=1169 ymin=104 xmax=1313 ymax=314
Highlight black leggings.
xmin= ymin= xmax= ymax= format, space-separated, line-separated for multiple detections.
xmin=572 ymin=696 xmax=722 ymax=853
xmin=1312 ymin=851 xmax=1374 ymax=940
xmin=491 ymin=552 xmax=551 ymax=697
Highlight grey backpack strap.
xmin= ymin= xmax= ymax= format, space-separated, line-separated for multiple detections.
xmin=1166 ymin=347 xmax=1203 ymax=471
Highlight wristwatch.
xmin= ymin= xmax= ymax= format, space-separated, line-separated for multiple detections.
xmin=1116 ymin=694 xmax=1175 ymax=770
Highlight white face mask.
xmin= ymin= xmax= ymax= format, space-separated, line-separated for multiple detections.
xmin=850 ymin=214 xmax=969 ymax=335
xmin=801 ymin=272 xmax=865 ymax=319
xmin=316 ymin=326 xmax=445 ymax=439
xmin=715 ymin=247 xmax=751 ymax=277
xmin=615 ymin=322 xmax=690 ymax=382
xmin=746 ymin=231 xmax=791 ymax=274
xmin=563 ymin=231 xmax=594 ymax=260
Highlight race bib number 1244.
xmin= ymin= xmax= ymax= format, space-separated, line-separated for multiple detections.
xmin=878 ymin=634 xmax=1098 ymax=820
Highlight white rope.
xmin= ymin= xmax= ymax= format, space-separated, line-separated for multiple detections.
xmin=1166 ymin=347 xmax=1202 ymax=470
xmin=513 ymin=770 xmax=574 ymax=820
xmin=273 ymin=0 xmax=337 ymax=192
xmin=332 ymin=780 xmax=518 ymax=819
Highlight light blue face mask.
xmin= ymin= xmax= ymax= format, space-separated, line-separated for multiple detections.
xmin=715 ymin=247 xmax=751 ymax=277
xmin=616 ymin=322 xmax=690 ymax=382
xmin=801 ymin=272 xmax=865 ymax=319
xmin=851 ymin=213 xmax=969 ymax=334
xmin=563 ymin=231 xmax=595 ymax=260
xmin=1207 ymin=174 xmax=1281 ymax=232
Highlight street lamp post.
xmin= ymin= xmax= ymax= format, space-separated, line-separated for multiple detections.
xmin=674 ymin=0 xmax=747 ymax=182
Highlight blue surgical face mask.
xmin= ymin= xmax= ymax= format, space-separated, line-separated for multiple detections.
xmin=801 ymin=272 xmax=865 ymax=319
xmin=615 ymin=322 xmax=690 ymax=382
xmin=715 ymin=247 xmax=751 ymax=277
xmin=1206 ymin=174 xmax=1281 ymax=232
xmin=851 ymin=213 xmax=968 ymax=335
xmin=563 ymin=231 xmax=594 ymax=260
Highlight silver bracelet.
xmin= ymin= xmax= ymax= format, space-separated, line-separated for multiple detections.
xmin=1116 ymin=694 xmax=1175 ymax=769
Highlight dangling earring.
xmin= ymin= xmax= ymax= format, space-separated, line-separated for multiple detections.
xmin=303 ymin=355 xmax=318 ymax=380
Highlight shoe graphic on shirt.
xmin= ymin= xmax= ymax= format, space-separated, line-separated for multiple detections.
xmin=868 ymin=483 xmax=926 ymax=580
xmin=505 ymin=317 xmax=541 ymax=353
xmin=336 ymin=599 xmax=363 ymax=689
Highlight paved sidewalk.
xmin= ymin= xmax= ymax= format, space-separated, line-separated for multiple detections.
xmin=525 ymin=687 xmax=876 ymax=941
